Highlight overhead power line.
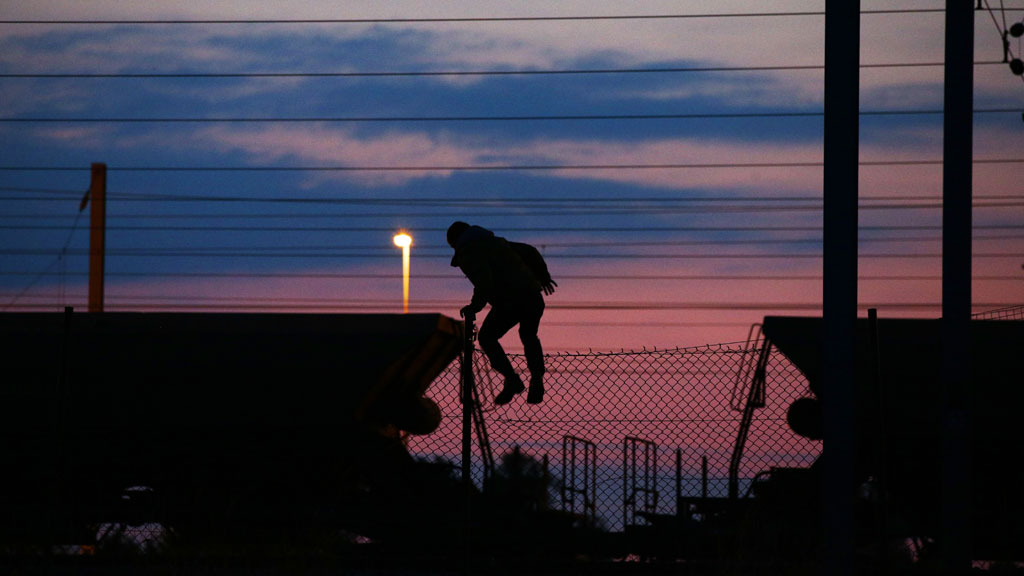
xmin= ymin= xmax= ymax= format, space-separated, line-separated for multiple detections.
xmin=979 ymin=0 xmax=1024 ymax=86
xmin=0 ymin=65 xmax=823 ymax=79
xmin=3 ymin=271 xmax=1019 ymax=282
xmin=10 ymin=113 xmax=823 ymax=122
xmin=4 ymin=224 xmax=1021 ymax=233
xmin=2 ymin=8 xmax=1020 ymax=25
xmin=0 ymin=13 xmax=827 ymax=25
xmin=3 ymin=108 xmax=1020 ymax=123
xmin=4 ymin=189 xmax=1023 ymax=206
xmin=0 ymin=62 xmax=1011 ymax=79
xmin=9 ymin=234 xmax=1023 ymax=252
xmin=2 ymin=159 xmax=1022 ymax=173
xmin=4 ymin=248 xmax=1020 ymax=260
xmin=3 ymin=298 xmax=1017 ymax=315
xmin=4 ymin=201 xmax=1021 ymax=219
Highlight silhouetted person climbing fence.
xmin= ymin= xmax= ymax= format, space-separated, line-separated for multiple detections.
xmin=447 ymin=221 xmax=556 ymax=405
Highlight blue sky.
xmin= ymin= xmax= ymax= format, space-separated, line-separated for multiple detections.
xmin=1 ymin=1 xmax=1022 ymax=350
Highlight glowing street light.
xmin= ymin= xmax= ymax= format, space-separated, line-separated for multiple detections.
xmin=393 ymin=231 xmax=412 ymax=313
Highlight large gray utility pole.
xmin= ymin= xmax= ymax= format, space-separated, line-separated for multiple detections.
xmin=822 ymin=1 xmax=859 ymax=575
xmin=942 ymin=1 xmax=974 ymax=570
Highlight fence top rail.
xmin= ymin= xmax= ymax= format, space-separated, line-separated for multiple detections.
xmin=505 ymin=341 xmax=757 ymax=358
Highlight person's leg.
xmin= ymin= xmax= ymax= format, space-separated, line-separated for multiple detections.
xmin=479 ymin=305 xmax=524 ymax=404
xmin=518 ymin=294 xmax=545 ymax=376
xmin=478 ymin=305 xmax=518 ymax=376
xmin=519 ymin=293 xmax=546 ymax=404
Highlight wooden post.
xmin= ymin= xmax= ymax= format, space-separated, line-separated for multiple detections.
xmin=87 ymin=163 xmax=106 ymax=313
xmin=823 ymin=2 xmax=860 ymax=574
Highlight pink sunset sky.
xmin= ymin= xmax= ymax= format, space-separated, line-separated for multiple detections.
xmin=1 ymin=1 xmax=1022 ymax=351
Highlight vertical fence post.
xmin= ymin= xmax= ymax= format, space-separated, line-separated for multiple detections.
xmin=866 ymin=308 xmax=890 ymax=571
xmin=54 ymin=306 xmax=73 ymax=545
xmin=675 ymin=448 xmax=682 ymax=516
xmin=701 ymin=455 xmax=708 ymax=501
xmin=622 ymin=439 xmax=629 ymax=530
xmin=461 ymin=312 xmax=476 ymax=573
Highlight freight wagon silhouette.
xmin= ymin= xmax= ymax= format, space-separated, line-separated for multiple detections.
xmin=755 ymin=315 xmax=1023 ymax=563
xmin=0 ymin=311 xmax=462 ymax=553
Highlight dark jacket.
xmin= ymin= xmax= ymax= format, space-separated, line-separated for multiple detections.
xmin=450 ymin=226 xmax=541 ymax=313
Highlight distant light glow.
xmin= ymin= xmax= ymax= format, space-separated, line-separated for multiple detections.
xmin=394 ymin=231 xmax=412 ymax=313
xmin=393 ymin=232 xmax=412 ymax=248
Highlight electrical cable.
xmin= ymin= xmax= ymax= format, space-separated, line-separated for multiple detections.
xmin=1 ymin=61 xmax=1015 ymax=80
xmin=3 ymin=298 xmax=1016 ymax=314
xmin=981 ymin=0 xmax=1024 ymax=84
xmin=2 ymin=8 xmax=1021 ymax=25
xmin=4 ymin=224 xmax=1022 ymax=233
xmin=1 ymin=200 xmax=87 ymax=311
xmin=3 ymin=247 xmax=1020 ymax=260
xmin=8 ymin=235 xmax=1024 ymax=252
xmin=5 ymin=108 xmax=1021 ymax=123
xmin=2 ymin=270 xmax=1019 ymax=282
xmin=2 ymin=159 xmax=1022 ymax=173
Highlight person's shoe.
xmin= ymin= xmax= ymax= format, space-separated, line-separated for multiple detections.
xmin=494 ymin=374 xmax=525 ymax=405
xmin=527 ymin=374 xmax=544 ymax=404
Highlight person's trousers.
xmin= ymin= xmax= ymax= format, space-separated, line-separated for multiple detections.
xmin=478 ymin=292 xmax=545 ymax=379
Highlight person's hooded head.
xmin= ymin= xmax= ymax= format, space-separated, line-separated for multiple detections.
xmin=446 ymin=221 xmax=471 ymax=249
xmin=447 ymin=221 xmax=496 ymax=267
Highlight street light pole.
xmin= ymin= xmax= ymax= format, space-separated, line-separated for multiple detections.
xmin=393 ymin=231 xmax=412 ymax=313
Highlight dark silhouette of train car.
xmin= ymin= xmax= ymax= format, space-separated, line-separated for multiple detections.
xmin=0 ymin=310 xmax=461 ymax=553
xmin=762 ymin=315 xmax=1023 ymax=563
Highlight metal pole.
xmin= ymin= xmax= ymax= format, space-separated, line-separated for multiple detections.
xmin=867 ymin=308 xmax=890 ymax=571
xmin=823 ymin=2 xmax=860 ymax=574
xmin=941 ymin=1 xmax=974 ymax=569
xmin=701 ymin=455 xmax=708 ymax=501
xmin=54 ymin=306 xmax=73 ymax=541
xmin=461 ymin=312 xmax=476 ymax=573
xmin=87 ymin=163 xmax=106 ymax=313
xmin=565 ymin=434 xmax=573 ymax=510
xmin=588 ymin=442 xmax=596 ymax=524
xmin=393 ymin=232 xmax=412 ymax=313
xmin=401 ymin=244 xmax=410 ymax=313
xmin=675 ymin=448 xmax=682 ymax=515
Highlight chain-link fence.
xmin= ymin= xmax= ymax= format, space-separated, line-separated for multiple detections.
xmin=971 ymin=304 xmax=1024 ymax=321
xmin=84 ymin=337 xmax=814 ymax=555
xmin=407 ymin=335 xmax=820 ymax=533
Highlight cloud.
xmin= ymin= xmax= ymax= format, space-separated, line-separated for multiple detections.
xmin=618 ymin=70 xmax=824 ymax=108
xmin=193 ymin=124 xmax=478 ymax=186
xmin=0 ymin=82 xmax=95 ymax=116
xmin=182 ymin=118 xmax=1019 ymax=196
xmin=185 ymin=123 xmax=826 ymax=191
xmin=26 ymin=124 xmax=117 ymax=145
xmin=3 ymin=1 xmax=1016 ymax=101
xmin=25 ymin=111 xmax=1013 ymax=201
xmin=1 ymin=2 xmax=828 ymax=94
